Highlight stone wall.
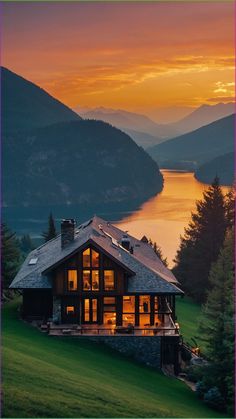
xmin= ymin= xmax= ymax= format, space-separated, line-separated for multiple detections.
xmin=87 ymin=335 xmax=162 ymax=368
xmin=53 ymin=296 xmax=61 ymax=323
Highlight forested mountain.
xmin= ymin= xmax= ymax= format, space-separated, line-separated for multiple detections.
xmin=3 ymin=119 xmax=163 ymax=208
xmin=2 ymin=68 xmax=163 ymax=212
xmin=195 ymin=152 xmax=234 ymax=186
xmin=148 ymin=114 xmax=234 ymax=171
xmin=1 ymin=67 xmax=80 ymax=133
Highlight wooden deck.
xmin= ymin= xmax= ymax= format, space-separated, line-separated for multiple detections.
xmin=46 ymin=320 xmax=179 ymax=337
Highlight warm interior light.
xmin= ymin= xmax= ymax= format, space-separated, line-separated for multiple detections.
xmin=66 ymin=306 xmax=75 ymax=314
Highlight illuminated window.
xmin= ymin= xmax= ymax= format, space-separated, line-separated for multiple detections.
xmin=66 ymin=306 xmax=75 ymax=315
xmin=67 ymin=270 xmax=77 ymax=291
xmin=83 ymin=270 xmax=91 ymax=290
xmin=122 ymin=314 xmax=135 ymax=326
xmin=122 ymin=296 xmax=135 ymax=326
xmin=84 ymin=299 xmax=90 ymax=322
xmin=123 ymin=296 xmax=135 ymax=313
xmin=139 ymin=295 xmax=150 ymax=313
xmin=104 ymin=270 xmax=115 ymax=290
xmin=84 ymin=298 xmax=97 ymax=322
xmin=91 ymin=250 xmax=99 ymax=267
xmin=83 ymin=248 xmax=90 ymax=267
xmin=92 ymin=270 xmax=99 ymax=291
xmin=83 ymin=248 xmax=100 ymax=268
xmin=103 ymin=297 xmax=116 ymax=325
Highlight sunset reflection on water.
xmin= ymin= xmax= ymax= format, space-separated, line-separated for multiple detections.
xmin=115 ymin=170 xmax=229 ymax=267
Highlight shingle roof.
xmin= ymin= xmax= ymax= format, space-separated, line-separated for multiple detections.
xmin=10 ymin=216 xmax=183 ymax=294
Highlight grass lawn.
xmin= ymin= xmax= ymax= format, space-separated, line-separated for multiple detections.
xmin=2 ymin=299 xmax=229 ymax=418
xmin=176 ymin=296 xmax=203 ymax=346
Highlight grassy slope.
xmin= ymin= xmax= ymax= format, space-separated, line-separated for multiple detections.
xmin=2 ymin=300 xmax=228 ymax=418
xmin=176 ymin=296 xmax=203 ymax=347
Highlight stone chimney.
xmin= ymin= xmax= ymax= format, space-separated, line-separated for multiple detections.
xmin=61 ymin=219 xmax=76 ymax=248
xmin=121 ymin=234 xmax=131 ymax=251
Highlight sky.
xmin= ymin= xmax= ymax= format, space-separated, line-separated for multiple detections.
xmin=2 ymin=1 xmax=235 ymax=121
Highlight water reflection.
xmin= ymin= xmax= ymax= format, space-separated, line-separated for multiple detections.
xmin=115 ymin=170 xmax=229 ymax=267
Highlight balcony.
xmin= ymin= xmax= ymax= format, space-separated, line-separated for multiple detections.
xmin=46 ymin=316 xmax=179 ymax=337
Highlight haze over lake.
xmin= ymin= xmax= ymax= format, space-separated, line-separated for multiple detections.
xmin=115 ymin=170 xmax=229 ymax=267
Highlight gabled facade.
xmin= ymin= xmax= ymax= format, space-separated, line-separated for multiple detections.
xmin=10 ymin=216 xmax=183 ymax=337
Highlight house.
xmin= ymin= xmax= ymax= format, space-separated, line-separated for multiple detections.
xmin=10 ymin=216 xmax=184 ymax=372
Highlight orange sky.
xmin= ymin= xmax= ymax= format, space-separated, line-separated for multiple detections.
xmin=2 ymin=2 xmax=235 ymax=115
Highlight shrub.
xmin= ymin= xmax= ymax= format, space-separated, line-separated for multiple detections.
xmin=204 ymin=387 xmax=225 ymax=412
xmin=185 ymin=365 xmax=203 ymax=383
xmin=195 ymin=380 xmax=208 ymax=399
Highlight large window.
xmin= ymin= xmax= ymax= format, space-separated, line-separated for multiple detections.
xmin=104 ymin=270 xmax=115 ymax=291
xmin=83 ymin=270 xmax=99 ymax=291
xmin=82 ymin=248 xmax=100 ymax=291
xmin=122 ymin=296 xmax=135 ymax=326
xmin=67 ymin=270 xmax=77 ymax=291
xmin=139 ymin=295 xmax=151 ymax=326
xmin=103 ymin=297 xmax=116 ymax=325
xmin=82 ymin=248 xmax=100 ymax=267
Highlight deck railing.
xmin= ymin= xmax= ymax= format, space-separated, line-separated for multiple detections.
xmin=47 ymin=323 xmax=179 ymax=337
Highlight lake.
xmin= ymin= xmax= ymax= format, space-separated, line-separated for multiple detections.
xmin=4 ymin=170 xmax=229 ymax=266
xmin=115 ymin=170 xmax=229 ymax=267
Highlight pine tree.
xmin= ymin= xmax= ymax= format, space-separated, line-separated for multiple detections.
xmin=199 ymin=228 xmax=234 ymax=412
xmin=42 ymin=213 xmax=57 ymax=242
xmin=225 ymin=187 xmax=235 ymax=230
xmin=1 ymin=224 xmax=21 ymax=289
xmin=173 ymin=177 xmax=227 ymax=303
xmin=20 ymin=234 xmax=35 ymax=254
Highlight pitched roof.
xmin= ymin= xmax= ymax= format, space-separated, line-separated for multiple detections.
xmin=10 ymin=216 xmax=183 ymax=294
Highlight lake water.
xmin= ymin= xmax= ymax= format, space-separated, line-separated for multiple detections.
xmin=115 ymin=170 xmax=229 ymax=267
xmin=5 ymin=170 xmax=229 ymax=266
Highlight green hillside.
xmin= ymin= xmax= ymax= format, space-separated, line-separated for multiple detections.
xmin=2 ymin=299 xmax=227 ymax=418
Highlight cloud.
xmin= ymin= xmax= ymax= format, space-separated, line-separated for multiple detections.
xmin=207 ymin=96 xmax=234 ymax=103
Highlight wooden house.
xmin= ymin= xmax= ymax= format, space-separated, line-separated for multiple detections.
xmin=10 ymin=216 xmax=184 ymax=371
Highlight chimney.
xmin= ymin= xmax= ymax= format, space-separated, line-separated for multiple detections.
xmin=121 ymin=234 xmax=131 ymax=251
xmin=61 ymin=219 xmax=76 ymax=248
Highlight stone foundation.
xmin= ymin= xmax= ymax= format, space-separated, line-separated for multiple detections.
xmin=87 ymin=335 xmax=162 ymax=368
xmin=53 ymin=297 xmax=61 ymax=323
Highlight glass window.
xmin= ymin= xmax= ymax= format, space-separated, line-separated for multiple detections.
xmin=104 ymin=297 xmax=116 ymax=305
xmin=92 ymin=270 xmax=99 ymax=291
xmin=67 ymin=270 xmax=77 ymax=291
xmin=83 ymin=270 xmax=91 ymax=290
xmin=139 ymin=314 xmax=150 ymax=327
xmin=66 ymin=306 xmax=75 ymax=315
xmin=84 ymin=299 xmax=90 ymax=322
xmin=103 ymin=297 xmax=116 ymax=325
xmin=122 ymin=314 xmax=135 ymax=326
xmin=104 ymin=270 xmax=115 ymax=290
xmin=83 ymin=248 xmax=90 ymax=267
xmin=91 ymin=250 xmax=99 ymax=267
xmin=123 ymin=296 xmax=135 ymax=313
xmin=154 ymin=296 xmax=159 ymax=313
xmin=92 ymin=299 xmax=97 ymax=322
xmin=139 ymin=295 xmax=150 ymax=313
xmin=104 ymin=312 xmax=116 ymax=325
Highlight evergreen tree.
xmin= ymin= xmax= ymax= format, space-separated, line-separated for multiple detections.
xmin=20 ymin=234 xmax=35 ymax=254
xmin=1 ymin=224 xmax=21 ymax=289
xmin=42 ymin=213 xmax=57 ymax=242
xmin=173 ymin=177 xmax=227 ymax=302
xmin=199 ymin=228 xmax=234 ymax=412
xmin=225 ymin=187 xmax=235 ymax=230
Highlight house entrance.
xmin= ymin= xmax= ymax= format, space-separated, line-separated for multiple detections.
xmin=82 ymin=298 xmax=98 ymax=323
